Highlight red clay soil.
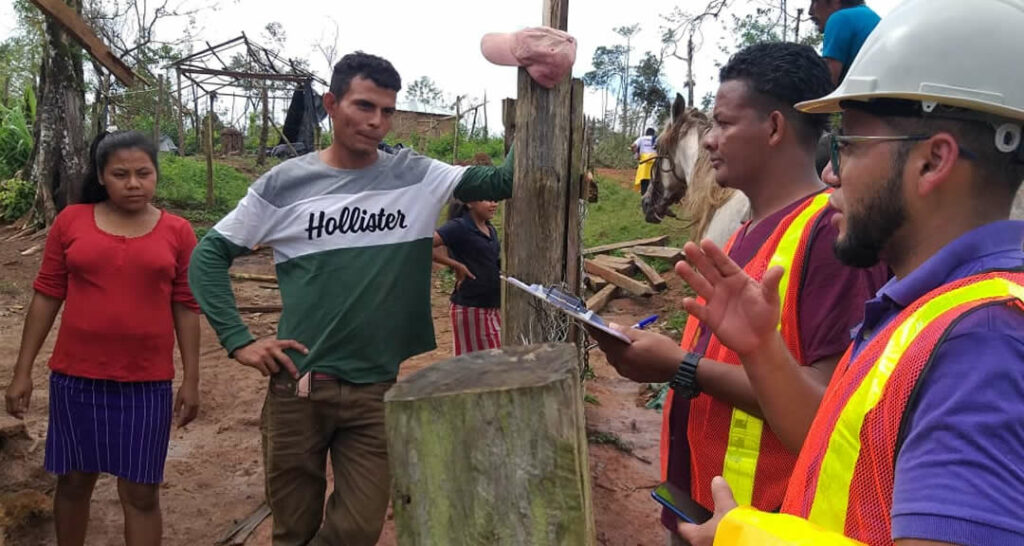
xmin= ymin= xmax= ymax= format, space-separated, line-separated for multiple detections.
xmin=0 ymin=224 xmax=690 ymax=545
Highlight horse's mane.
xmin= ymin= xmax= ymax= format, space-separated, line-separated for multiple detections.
xmin=659 ymin=109 xmax=736 ymax=240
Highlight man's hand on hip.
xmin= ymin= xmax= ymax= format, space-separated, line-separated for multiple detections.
xmin=234 ymin=338 xmax=308 ymax=378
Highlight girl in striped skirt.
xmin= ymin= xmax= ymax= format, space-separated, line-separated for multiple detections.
xmin=433 ymin=199 xmax=502 ymax=356
xmin=4 ymin=131 xmax=201 ymax=545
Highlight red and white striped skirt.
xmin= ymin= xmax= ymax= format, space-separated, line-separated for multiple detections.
xmin=450 ymin=303 xmax=502 ymax=356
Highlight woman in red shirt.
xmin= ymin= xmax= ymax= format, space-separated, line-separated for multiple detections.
xmin=4 ymin=130 xmax=201 ymax=545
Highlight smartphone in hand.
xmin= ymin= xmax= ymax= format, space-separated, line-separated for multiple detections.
xmin=651 ymin=481 xmax=713 ymax=524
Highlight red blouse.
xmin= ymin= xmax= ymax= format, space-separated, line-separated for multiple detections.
xmin=33 ymin=204 xmax=200 ymax=382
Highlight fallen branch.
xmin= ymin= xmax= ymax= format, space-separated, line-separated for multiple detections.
xmin=587 ymin=429 xmax=652 ymax=465
xmin=230 ymin=272 xmax=277 ymax=283
xmin=237 ymin=305 xmax=283 ymax=313
xmin=216 ymin=502 xmax=272 ymax=545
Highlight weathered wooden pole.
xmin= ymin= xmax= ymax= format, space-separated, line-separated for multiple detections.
xmin=176 ymin=70 xmax=185 ymax=156
xmin=154 ymin=74 xmax=163 ymax=147
xmin=502 ymin=0 xmax=585 ymax=353
xmin=257 ymin=83 xmax=269 ymax=165
xmin=453 ymin=95 xmax=462 ymax=163
xmin=386 ymin=344 xmax=595 ymax=545
xmin=501 ymin=98 xmax=516 ymax=154
xmin=205 ymin=93 xmax=215 ymax=208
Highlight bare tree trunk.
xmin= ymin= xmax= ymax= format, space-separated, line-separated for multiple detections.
xmin=257 ymin=83 xmax=268 ymax=165
xmin=27 ymin=0 xmax=87 ymax=226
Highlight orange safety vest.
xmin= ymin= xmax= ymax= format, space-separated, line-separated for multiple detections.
xmin=660 ymin=191 xmax=833 ymax=511
xmin=781 ymin=271 xmax=1024 ymax=545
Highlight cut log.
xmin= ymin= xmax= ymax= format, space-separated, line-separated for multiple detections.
xmin=592 ymin=254 xmax=636 ymax=275
xmin=584 ymin=260 xmax=654 ymax=297
xmin=230 ymin=272 xmax=277 ymax=283
xmin=584 ymin=273 xmax=607 ymax=292
xmin=626 ymin=253 xmax=668 ymax=291
xmin=583 ymin=235 xmax=668 ymax=255
xmin=592 ymin=254 xmax=631 ymax=266
xmin=626 ymin=246 xmax=684 ymax=262
xmin=586 ymin=284 xmax=618 ymax=312
xmin=386 ymin=344 xmax=595 ymax=545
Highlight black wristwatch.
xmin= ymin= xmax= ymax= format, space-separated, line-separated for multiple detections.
xmin=669 ymin=352 xmax=702 ymax=399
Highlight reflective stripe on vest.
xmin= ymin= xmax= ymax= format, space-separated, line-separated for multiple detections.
xmin=720 ymin=192 xmax=831 ymax=506
xmin=804 ymin=276 xmax=1024 ymax=533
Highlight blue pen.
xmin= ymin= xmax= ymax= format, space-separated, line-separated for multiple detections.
xmin=632 ymin=314 xmax=659 ymax=330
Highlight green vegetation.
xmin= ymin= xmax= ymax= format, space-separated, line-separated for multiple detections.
xmin=0 ymin=100 xmax=32 ymax=180
xmin=0 ymin=178 xmax=33 ymax=221
xmin=583 ymin=174 xmax=689 ymax=248
xmin=156 ymin=153 xmax=253 ymax=214
xmin=387 ymin=132 xmax=506 ymax=166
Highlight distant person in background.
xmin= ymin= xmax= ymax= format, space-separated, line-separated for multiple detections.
xmin=809 ymin=0 xmax=881 ymax=85
xmin=433 ymin=199 xmax=502 ymax=356
xmin=633 ymin=127 xmax=658 ymax=194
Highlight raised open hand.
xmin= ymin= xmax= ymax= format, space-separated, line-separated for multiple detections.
xmin=675 ymin=240 xmax=783 ymax=357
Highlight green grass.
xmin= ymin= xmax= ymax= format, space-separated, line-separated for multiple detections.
xmin=664 ymin=311 xmax=689 ymax=336
xmin=156 ymin=153 xmax=254 ymax=214
xmin=583 ymin=176 xmax=690 ymax=249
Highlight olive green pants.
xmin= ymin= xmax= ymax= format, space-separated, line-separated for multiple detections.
xmin=261 ymin=374 xmax=393 ymax=546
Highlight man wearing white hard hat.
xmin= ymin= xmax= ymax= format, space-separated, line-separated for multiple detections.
xmin=668 ymin=0 xmax=1024 ymax=544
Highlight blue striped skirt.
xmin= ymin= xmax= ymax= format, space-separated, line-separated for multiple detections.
xmin=44 ymin=372 xmax=173 ymax=484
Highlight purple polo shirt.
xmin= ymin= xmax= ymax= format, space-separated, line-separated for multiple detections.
xmin=662 ymin=191 xmax=890 ymax=529
xmin=848 ymin=220 xmax=1024 ymax=544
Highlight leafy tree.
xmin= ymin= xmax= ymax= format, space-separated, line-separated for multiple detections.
xmin=630 ymin=52 xmax=670 ymax=132
xmin=402 ymin=76 xmax=449 ymax=113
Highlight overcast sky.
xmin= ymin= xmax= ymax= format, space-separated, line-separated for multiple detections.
xmin=0 ymin=0 xmax=906 ymax=132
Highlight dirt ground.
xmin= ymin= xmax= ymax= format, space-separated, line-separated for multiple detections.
xmin=0 ymin=211 xmax=689 ymax=545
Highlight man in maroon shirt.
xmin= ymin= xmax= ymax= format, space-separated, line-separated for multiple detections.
xmin=590 ymin=43 xmax=889 ymax=544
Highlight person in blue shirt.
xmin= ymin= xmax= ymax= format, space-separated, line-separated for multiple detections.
xmin=809 ymin=0 xmax=881 ymax=85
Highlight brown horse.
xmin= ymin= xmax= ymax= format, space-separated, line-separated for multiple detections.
xmin=642 ymin=94 xmax=750 ymax=246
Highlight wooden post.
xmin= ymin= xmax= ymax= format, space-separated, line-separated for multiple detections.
xmin=502 ymin=0 xmax=580 ymax=349
xmin=257 ymin=83 xmax=268 ymax=166
xmin=501 ymin=98 xmax=516 ymax=154
xmin=386 ymin=344 xmax=595 ymax=545
xmin=482 ymin=89 xmax=489 ymax=139
xmin=453 ymin=95 xmax=462 ymax=163
xmin=176 ymin=70 xmax=185 ymax=156
xmin=205 ymin=93 xmax=215 ymax=208
xmin=154 ymin=74 xmax=163 ymax=146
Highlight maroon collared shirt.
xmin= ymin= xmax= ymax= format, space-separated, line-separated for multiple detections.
xmin=661 ymin=192 xmax=891 ymax=528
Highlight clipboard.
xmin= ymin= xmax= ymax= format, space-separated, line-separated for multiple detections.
xmin=502 ymin=276 xmax=632 ymax=344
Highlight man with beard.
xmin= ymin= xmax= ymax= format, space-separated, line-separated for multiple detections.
xmin=647 ymin=0 xmax=1022 ymax=543
xmin=589 ymin=42 xmax=888 ymax=545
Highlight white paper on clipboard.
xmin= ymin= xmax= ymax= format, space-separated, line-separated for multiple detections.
xmin=502 ymin=276 xmax=632 ymax=344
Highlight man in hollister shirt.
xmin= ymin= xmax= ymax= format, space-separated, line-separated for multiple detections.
xmin=188 ymin=48 xmax=548 ymax=544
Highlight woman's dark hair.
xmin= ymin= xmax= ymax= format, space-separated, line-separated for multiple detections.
xmin=645 ymin=127 xmax=656 ymax=136
xmin=447 ymin=199 xmax=470 ymax=221
xmin=80 ymin=130 xmax=159 ymax=204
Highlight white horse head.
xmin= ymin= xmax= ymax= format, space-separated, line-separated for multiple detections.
xmin=642 ymin=93 xmax=749 ymax=245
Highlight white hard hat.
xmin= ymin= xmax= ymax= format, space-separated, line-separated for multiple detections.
xmin=796 ymin=0 xmax=1024 ymax=123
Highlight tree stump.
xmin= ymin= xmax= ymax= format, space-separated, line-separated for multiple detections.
xmin=385 ymin=343 xmax=594 ymax=545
